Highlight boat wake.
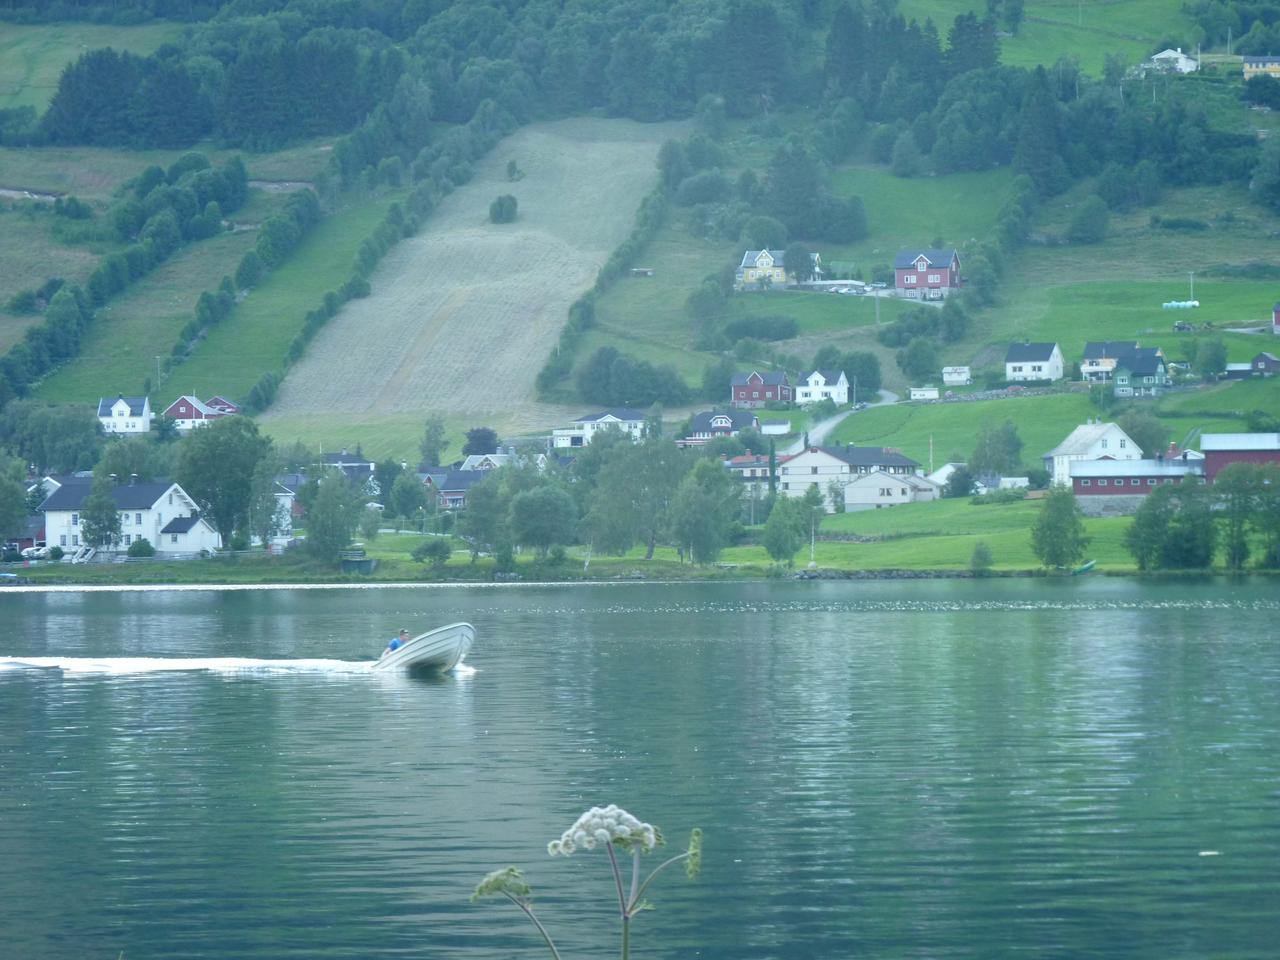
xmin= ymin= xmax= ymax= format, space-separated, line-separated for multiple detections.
xmin=0 ymin=656 xmax=377 ymax=676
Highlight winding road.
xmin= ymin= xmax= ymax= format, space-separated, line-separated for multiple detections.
xmin=783 ymin=389 xmax=900 ymax=455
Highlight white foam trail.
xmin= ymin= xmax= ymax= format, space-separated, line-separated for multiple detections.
xmin=0 ymin=656 xmax=376 ymax=675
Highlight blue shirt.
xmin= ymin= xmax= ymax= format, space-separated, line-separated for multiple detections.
xmin=388 ymin=638 xmax=402 ymax=652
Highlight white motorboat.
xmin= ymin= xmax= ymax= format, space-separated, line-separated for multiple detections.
xmin=372 ymin=622 xmax=474 ymax=673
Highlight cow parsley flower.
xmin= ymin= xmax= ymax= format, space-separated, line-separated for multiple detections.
xmin=548 ymin=805 xmax=660 ymax=856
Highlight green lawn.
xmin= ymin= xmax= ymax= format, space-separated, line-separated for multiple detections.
xmin=258 ymin=412 xmax=473 ymax=466
xmin=0 ymin=21 xmax=184 ymax=112
xmin=35 ymin=225 xmax=267 ymax=403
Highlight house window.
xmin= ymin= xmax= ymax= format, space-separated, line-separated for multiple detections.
xmin=71 ymin=513 xmax=79 ymax=526
xmin=879 ymin=488 xmax=891 ymax=496
xmin=60 ymin=534 xmax=67 ymax=546
xmin=752 ymin=391 xmax=759 ymax=399
xmin=1117 ymin=377 xmax=1128 ymax=385
xmin=904 ymin=275 xmax=916 ymax=284
xmin=1131 ymin=479 xmax=1141 ymax=486
xmin=1081 ymin=479 xmax=1091 ymax=486
xmin=124 ymin=535 xmax=132 ymax=546
xmin=72 ymin=535 xmax=79 ymax=546
xmin=1145 ymin=376 xmax=1153 ymax=383
xmin=927 ymin=274 xmax=941 ymax=283
xmin=172 ymin=534 xmax=179 ymax=543
xmin=1098 ymin=479 xmax=1108 ymax=486
xmin=136 ymin=512 xmax=142 ymax=525
xmin=1101 ymin=439 xmax=1108 ymax=449
xmin=1012 ymin=365 xmax=1023 ymax=373
xmin=1032 ymin=365 xmax=1042 ymax=373
xmin=811 ymin=467 xmax=818 ymax=475
xmin=1147 ymin=478 xmax=1157 ymax=485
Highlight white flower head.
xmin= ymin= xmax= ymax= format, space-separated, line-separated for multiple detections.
xmin=548 ymin=805 xmax=662 ymax=857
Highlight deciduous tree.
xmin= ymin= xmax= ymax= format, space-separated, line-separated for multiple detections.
xmin=1031 ymin=486 xmax=1089 ymax=569
xmin=175 ymin=416 xmax=272 ymax=546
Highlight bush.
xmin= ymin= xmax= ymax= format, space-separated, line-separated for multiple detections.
xmin=5 ymin=290 xmax=38 ymax=314
xmin=127 ymin=538 xmax=156 ymax=557
xmin=724 ymin=315 xmax=797 ymax=342
xmin=969 ymin=541 xmax=993 ymax=576
xmin=489 ymin=194 xmax=518 ymax=223
xmin=48 ymin=546 xmax=64 ymax=561
xmin=412 ymin=538 xmax=453 ymax=567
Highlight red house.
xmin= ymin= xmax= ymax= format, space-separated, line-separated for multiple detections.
xmin=160 ymin=395 xmax=233 ymax=431
xmin=731 ymin=371 xmax=793 ymax=408
xmin=1200 ymin=433 xmax=1280 ymax=482
xmin=894 ymin=248 xmax=961 ymax=299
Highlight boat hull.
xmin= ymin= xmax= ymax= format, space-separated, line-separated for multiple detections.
xmin=372 ymin=622 xmax=474 ymax=673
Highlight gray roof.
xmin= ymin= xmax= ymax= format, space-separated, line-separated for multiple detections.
xmin=805 ymin=369 xmax=845 ymax=385
xmin=731 ymin=370 xmax=790 ymax=386
xmin=1200 ymin=433 xmax=1280 ymax=452
xmin=97 ymin=396 xmax=148 ymax=417
xmin=439 ymin=470 xmax=486 ymax=492
xmin=575 ymin=408 xmax=647 ymax=423
xmin=160 ymin=515 xmax=202 ymax=534
xmin=40 ymin=478 xmax=176 ymax=512
xmin=1045 ymin=422 xmax=1132 ymax=457
xmin=689 ymin=410 xmax=757 ymax=433
xmin=1082 ymin=340 xmax=1138 ymax=360
xmin=739 ymin=249 xmax=785 ymax=268
xmin=1116 ymin=350 xmax=1165 ymax=376
xmin=1070 ymin=459 xmax=1202 ymax=478
xmin=894 ymin=248 xmax=958 ymax=270
xmin=1005 ymin=342 xmax=1059 ymax=363
xmin=819 ymin=445 xmax=920 ymax=469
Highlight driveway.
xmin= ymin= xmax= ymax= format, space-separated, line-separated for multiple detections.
xmin=782 ymin=390 xmax=899 ymax=455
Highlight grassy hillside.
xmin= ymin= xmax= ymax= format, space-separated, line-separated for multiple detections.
xmin=0 ymin=21 xmax=183 ymax=113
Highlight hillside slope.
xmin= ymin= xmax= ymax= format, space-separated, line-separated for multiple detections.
xmin=262 ymin=118 xmax=686 ymax=437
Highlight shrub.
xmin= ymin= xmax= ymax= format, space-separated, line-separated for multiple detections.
xmin=413 ymin=537 xmax=453 ymax=567
xmin=969 ymin=540 xmax=993 ymax=576
xmin=489 ymin=194 xmax=518 ymax=223
xmin=127 ymin=538 xmax=156 ymax=557
xmin=6 ymin=290 xmax=38 ymax=314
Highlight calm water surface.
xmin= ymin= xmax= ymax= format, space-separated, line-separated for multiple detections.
xmin=1 ymin=578 xmax=1278 ymax=959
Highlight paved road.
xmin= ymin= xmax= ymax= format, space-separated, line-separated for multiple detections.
xmin=782 ymin=390 xmax=899 ymax=455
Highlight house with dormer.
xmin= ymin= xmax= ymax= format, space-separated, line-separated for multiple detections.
xmin=731 ymin=371 xmax=793 ymax=408
xmin=679 ymin=410 xmax=759 ymax=447
xmin=39 ymin=476 xmax=220 ymax=555
xmin=894 ymin=249 xmax=961 ymax=299
xmin=734 ymin=249 xmax=822 ymax=290
xmin=796 ymin=370 xmax=849 ymax=406
xmin=97 ymin=396 xmax=152 ymax=434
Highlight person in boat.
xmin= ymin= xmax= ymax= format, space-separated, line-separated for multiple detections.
xmin=383 ymin=628 xmax=410 ymax=657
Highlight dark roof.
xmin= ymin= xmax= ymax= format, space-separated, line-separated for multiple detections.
xmin=40 ymin=478 xmax=175 ymax=512
xmin=97 ymin=395 xmax=148 ymax=417
xmin=320 ymin=451 xmax=374 ymax=467
xmin=276 ymin=472 xmax=308 ymax=493
xmin=731 ymin=370 xmax=790 ymax=386
xmin=819 ymin=445 xmax=920 ymax=469
xmin=160 ymin=515 xmax=201 ymax=534
xmin=1117 ymin=350 xmax=1166 ymax=376
xmin=894 ymin=248 xmax=958 ymax=270
xmin=439 ymin=470 xmax=486 ymax=492
xmin=1082 ymin=340 xmax=1138 ymax=360
xmin=1005 ymin=342 xmax=1059 ymax=363
xmin=689 ymin=410 xmax=757 ymax=433
xmin=575 ymin=408 xmax=647 ymax=423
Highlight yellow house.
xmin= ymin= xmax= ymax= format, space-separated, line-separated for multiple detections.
xmin=1243 ymin=55 xmax=1280 ymax=79
xmin=734 ymin=249 xmax=822 ymax=289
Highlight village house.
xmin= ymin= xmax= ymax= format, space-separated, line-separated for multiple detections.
xmin=1113 ymin=349 xmax=1170 ymax=397
xmin=723 ymin=451 xmax=780 ymax=495
xmin=894 ymin=248 xmax=961 ymax=299
xmin=731 ymin=371 xmax=793 ymax=408
xmin=1070 ymin=457 xmax=1204 ymax=514
xmin=160 ymin=395 xmax=239 ymax=431
xmin=733 ymin=249 xmax=821 ymax=290
xmin=1004 ymin=342 xmax=1064 ymax=382
xmin=1226 ymin=352 xmax=1280 ymax=379
xmin=40 ymin=476 xmax=221 ymax=555
xmin=552 ymin=409 xmax=648 ymax=448
xmin=1081 ymin=341 xmax=1139 ymax=381
xmin=760 ymin=418 xmax=791 ymax=436
xmin=97 ymin=395 xmax=152 ymax=435
xmin=1043 ymin=420 xmax=1142 ymax=485
xmin=843 ymin=471 xmax=940 ymax=511
xmin=942 ymin=366 xmax=971 ymax=386
xmin=778 ymin=445 xmax=922 ymax=512
xmin=320 ymin=449 xmax=377 ymax=494
xmin=679 ymin=410 xmax=759 ymax=447
xmin=796 ymin=370 xmax=849 ymax=406
xmin=431 ymin=470 xmax=487 ymax=509
xmin=1200 ymin=433 xmax=1280 ymax=482
xmin=1243 ymin=55 xmax=1280 ymax=79
xmin=1144 ymin=48 xmax=1198 ymax=74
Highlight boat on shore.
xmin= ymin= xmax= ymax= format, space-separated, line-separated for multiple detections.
xmin=1072 ymin=559 xmax=1096 ymax=576
xmin=372 ymin=622 xmax=474 ymax=673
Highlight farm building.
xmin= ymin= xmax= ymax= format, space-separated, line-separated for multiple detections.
xmin=1070 ymin=458 xmax=1204 ymax=515
xmin=843 ymin=471 xmax=940 ymax=512
xmin=1200 ymin=433 xmax=1280 ymax=482
xmin=1144 ymin=48 xmax=1198 ymax=73
xmin=734 ymin=249 xmax=822 ymax=290
xmin=942 ymin=366 xmax=971 ymax=385
xmin=1044 ymin=420 xmax=1141 ymax=485
xmin=731 ymin=371 xmax=793 ymax=408
xmin=161 ymin=395 xmax=238 ymax=431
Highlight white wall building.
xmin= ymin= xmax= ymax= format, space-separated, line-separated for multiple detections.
xmin=40 ymin=477 xmax=221 ymax=555
xmin=552 ymin=409 xmax=648 ymax=448
xmin=778 ymin=445 xmax=923 ymax=512
xmin=1004 ymin=343 xmax=1064 ymax=382
xmin=97 ymin=395 xmax=152 ymax=434
xmin=942 ymin=366 xmax=971 ymax=386
xmin=909 ymin=386 xmax=940 ymax=400
xmin=1043 ymin=420 xmax=1141 ymax=486
xmin=796 ymin=370 xmax=849 ymax=406
xmin=843 ymin=471 xmax=940 ymax=511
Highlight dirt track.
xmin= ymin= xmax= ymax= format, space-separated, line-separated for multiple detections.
xmin=263 ymin=118 xmax=686 ymax=435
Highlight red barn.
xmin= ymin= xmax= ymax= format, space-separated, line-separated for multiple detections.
xmin=1070 ymin=458 xmax=1202 ymax=495
xmin=1201 ymin=433 xmax=1280 ymax=482
xmin=731 ymin=371 xmax=793 ymax=408
xmin=894 ymin=248 xmax=961 ymax=300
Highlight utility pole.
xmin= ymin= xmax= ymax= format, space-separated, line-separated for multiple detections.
xmin=808 ymin=513 xmax=816 ymax=568
xmin=154 ymin=356 xmax=162 ymax=389
xmin=1189 ymin=271 xmax=1195 ymax=301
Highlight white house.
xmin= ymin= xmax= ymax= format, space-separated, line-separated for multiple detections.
xmin=760 ymin=419 xmax=791 ymax=436
xmin=97 ymin=395 xmax=152 ymax=434
xmin=843 ymin=471 xmax=939 ymax=511
xmin=796 ymin=370 xmax=849 ymax=406
xmin=909 ymin=386 xmax=940 ymax=400
xmin=778 ymin=445 xmax=922 ymax=512
xmin=40 ymin=476 xmax=221 ymax=555
xmin=552 ymin=409 xmax=648 ymax=448
xmin=1146 ymin=48 xmax=1198 ymax=74
xmin=1004 ymin=343 xmax=1064 ymax=382
xmin=1043 ymin=420 xmax=1141 ymax=486
xmin=942 ymin=366 xmax=971 ymax=386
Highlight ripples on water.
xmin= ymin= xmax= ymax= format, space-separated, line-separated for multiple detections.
xmin=1 ymin=580 xmax=1278 ymax=960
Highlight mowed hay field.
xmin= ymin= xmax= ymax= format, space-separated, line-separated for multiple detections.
xmin=264 ymin=118 xmax=687 ymax=437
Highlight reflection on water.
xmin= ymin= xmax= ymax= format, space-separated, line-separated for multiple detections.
xmin=1 ymin=579 xmax=1278 ymax=960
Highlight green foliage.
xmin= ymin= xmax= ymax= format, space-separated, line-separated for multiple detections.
xmin=463 ymin=427 xmax=498 ymax=456
xmin=970 ymin=420 xmax=1024 ymax=480
xmin=669 ymin=459 xmax=738 ymax=564
xmin=0 ymin=399 xmax=102 ymax=473
xmin=127 ymin=537 xmax=156 ymax=558
xmin=509 ymin=486 xmax=578 ymax=556
xmin=1031 ymin=486 xmax=1089 ymax=569
xmin=489 ymin=194 xmax=519 ymax=223
xmin=175 ymin=416 xmax=272 ymax=546
xmin=762 ymin=494 xmax=805 ymax=564
xmin=969 ymin=540 xmax=994 ymax=576
xmin=412 ymin=537 xmax=453 ymax=567
xmin=576 ymin=346 xmax=689 ymax=407
xmin=897 ymin=337 xmax=939 ymax=382
xmin=0 ymin=457 xmax=27 ymax=545
xmin=79 ymin=476 xmax=122 ymax=551
xmin=1067 ymin=196 xmax=1109 ymax=244
xmin=304 ymin=475 xmax=364 ymax=562
xmin=419 ymin=417 xmax=448 ymax=467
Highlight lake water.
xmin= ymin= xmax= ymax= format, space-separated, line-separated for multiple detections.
xmin=1 ymin=579 xmax=1278 ymax=959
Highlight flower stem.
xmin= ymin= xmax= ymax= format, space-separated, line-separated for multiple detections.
xmin=503 ymin=892 xmax=564 ymax=960
xmin=630 ymin=851 xmax=691 ymax=909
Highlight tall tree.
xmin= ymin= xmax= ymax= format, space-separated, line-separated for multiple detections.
xmin=1214 ymin=465 xmax=1259 ymax=571
xmin=420 ymin=417 xmax=448 ymax=467
xmin=304 ymin=474 xmax=363 ymax=561
xmin=970 ymin=419 xmax=1024 ymax=480
xmin=79 ymin=477 xmax=122 ymax=552
xmin=1031 ymin=486 xmax=1089 ymax=569
xmin=463 ymin=427 xmax=499 ymax=456
xmin=0 ymin=457 xmax=27 ymax=545
xmin=668 ymin=458 xmax=739 ymax=564
xmin=509 ymin=485 xmax=577 ymax=556
xmin=762 ymin=494 xmax=805 ymax=564
xmin=1013 ymin=67 xmax=1065 ymax=197
xmin=175 ymin=417 xmax=272 ymax=546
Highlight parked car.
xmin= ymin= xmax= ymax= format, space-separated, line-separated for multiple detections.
xmin=20 ymin=545 xmax=48 ymax=559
